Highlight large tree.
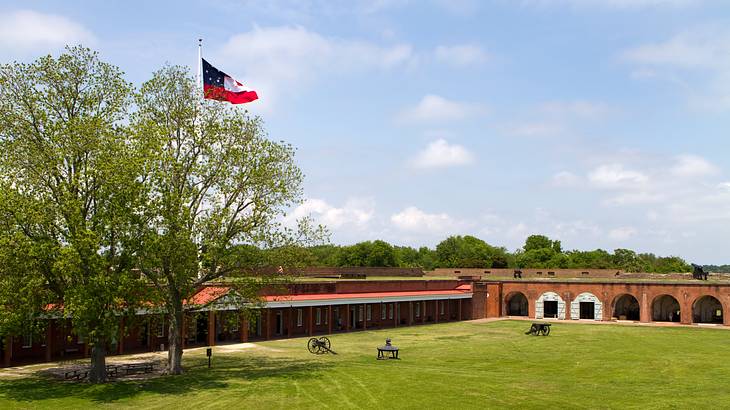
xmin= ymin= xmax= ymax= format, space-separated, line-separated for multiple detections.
xmin=131 ymin=65 xmax=319 ymax=374
xmin=0 ymin=47 xmax=144 ymax=382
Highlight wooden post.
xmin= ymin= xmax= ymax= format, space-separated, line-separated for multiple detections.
xmin=458 ymin=299 xmax=463 ymax=321
xmin=45 ymin=322 xmax=53 ymax=362
xmin=345 ymin=304 xmax=350 ymax=331
xmin=265 ymin=310 xmax=272 ymax=340
xmin=435 ymin=300 xmax=440 ymax=323
xmin=287 ymin=308 xmax=292 ymax=338
xmin=308 ymin=306 xmax=314 ymax=336
xmin=207 ymin=311 xmax=216 ymax=346
xmin=182 ymin=314 xmax=187 ymax=348
xmin=394 ymin=303 xmax=399 ymax=327
xmin=240 ymin=316 xmax=248 ymax=342
xmin=446 ymin=299 xmax=451 ymax=321
xmin=408 ymin=301 xmax=413 ymax=325
xmin=3 ymin=336 xmax=11 ymax=367
xmin=422 ymin=302 xmax=426 ymax=324
xmin=363 ymin=304 xmax=367 ymax=330
xmin=117 ymin=318 xmax=125 ymax=355
xmin=327 ymin=306 xmax=333 ymax=334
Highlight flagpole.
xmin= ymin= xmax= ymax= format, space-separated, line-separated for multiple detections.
xmin=197 ymin=38 xmax=203 ymax=96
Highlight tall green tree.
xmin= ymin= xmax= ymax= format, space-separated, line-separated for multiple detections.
xmin=131 ymin=65 xmax=321 ymax=375
xmin=0 ymin=47 xmax=144 ymax=382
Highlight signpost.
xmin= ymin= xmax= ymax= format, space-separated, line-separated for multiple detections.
xmin=206 ymin=348 xmax=212 ymax=368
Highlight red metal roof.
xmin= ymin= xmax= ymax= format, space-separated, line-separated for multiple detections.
xmin=187 ymin=286 xmax=231 ymax=305
xmin=264 ymin=288 xmax=471 ymax=303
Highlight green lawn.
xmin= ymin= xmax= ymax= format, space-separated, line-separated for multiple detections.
xmin=2 ymin=320 xmax=730 ymax=409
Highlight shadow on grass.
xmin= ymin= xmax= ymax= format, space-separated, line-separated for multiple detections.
xmin=0 ymin=354 xmax=332 ymax=404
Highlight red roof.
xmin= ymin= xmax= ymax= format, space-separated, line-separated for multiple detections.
xmin=264 ymin=288 xmax=471 ymax=303
xmin=187 ymin=286 xmax=231 ymax=305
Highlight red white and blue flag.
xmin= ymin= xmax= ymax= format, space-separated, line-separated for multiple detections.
xmin=202 ymin=58 xmax=258 ymax=104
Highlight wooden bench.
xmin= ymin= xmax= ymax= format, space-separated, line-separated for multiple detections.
xmin=122 ymin=362 xmax=154 ymax=375
xmin=64 ymin=369 xmax=87 ymax=381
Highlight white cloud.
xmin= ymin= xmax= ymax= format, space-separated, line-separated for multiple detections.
xmin=506 ymin=122 xmax=564 ymax=137
xmin=397 ymin=94 xmax=487 ymax=124
xmin=214 ymin=25 xmax=415 ymax=111
xmin=539 ymin=100 xmax=611 ymax=119
xmin=588 ymin=164 xmax=649 ymax=189
xmin=0 ymin=10 xmax=96 ymax=55
xmin=287 ymin=197 xmax=374 ymax=229
xmin=551 ymin=171 xmax=581 ymax=187
xmin=670 ymin=154 xmax=718 ymax=178
xmin=390 ymin=206 xmax=460 ymax=233
xmin=609 ymin=226 xmax=637 ymax=241
xmin=621 ymin=26 xmax=730 ymax=111
xmin=410 ymin=139 xmax=474 ymax=169
xmin=434 ymin=44 xmax=489 ymax=66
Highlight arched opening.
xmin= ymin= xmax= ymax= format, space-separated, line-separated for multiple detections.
xmin=506 ymin=292 xmax=528 ymax=316
xmin=613 ymin=294 xmax=640 ymax=321
xmin=535 ymin=292 xmax=565 ymax=319
xmin=692 ymin=296 xmax=723 ymax=324
xmin=570 ymin=292 xmax=602 ymax=320
xmin=652 ymin=295 xmax=680 ymax=322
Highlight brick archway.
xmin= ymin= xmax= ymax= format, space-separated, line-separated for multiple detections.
xmin=504 ymin=291 xmax=528 ymax=316
xmin=612 ymin=293 xmax=640 ymax=321
xmin=535 ymin=291 xmax=565 ymax=319
xmin=570 ymin=292 xmax=602 ymax=320
xmin=652 ymin=294 xmax=681 ymax=322
xmin=692 ymin=295 xmax=723 ymax=324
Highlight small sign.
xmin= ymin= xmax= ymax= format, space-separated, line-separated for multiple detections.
xmin=206 ymin=348 xmax=212 ymax=357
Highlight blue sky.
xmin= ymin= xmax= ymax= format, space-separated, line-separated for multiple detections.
xmin=1 ymin=0 xmax=729 ymax=263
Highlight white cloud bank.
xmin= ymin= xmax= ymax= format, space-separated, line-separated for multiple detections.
xmin=410 ymin=139 xmax=474 ymax=169
xmin=286 ymin=197 xmax=374 ymax=229
xmin=0 ymin=10 xmax=96 ymax=55
xmin=397 ymin=94 xmax=487 ymax=124
xmin=390 ymin=206 xmax=461 ymax=233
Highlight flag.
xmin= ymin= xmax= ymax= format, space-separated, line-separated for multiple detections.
xmin=202 ymin=58 xmax=258 ymax=104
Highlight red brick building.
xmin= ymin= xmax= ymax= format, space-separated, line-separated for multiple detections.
xmin=3 ymin=268 xmax=729 ymax=368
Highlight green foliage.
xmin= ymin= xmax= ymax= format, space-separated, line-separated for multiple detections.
xmin=435 ymin=235 xmax=509 ymax=268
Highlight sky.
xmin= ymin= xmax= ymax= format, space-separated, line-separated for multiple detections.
xmin=1 ymin=0 xmax=729 ymax=263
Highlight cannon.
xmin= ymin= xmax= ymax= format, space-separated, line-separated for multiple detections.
xmin=525 ymin=322 xmax=551 ymax=336
xmin=307 ymin=336 xmax=337 ymax=355
xmin=692 ymin=264 xmax=708 ymax=281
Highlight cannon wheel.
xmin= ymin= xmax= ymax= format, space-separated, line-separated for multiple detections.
xmin=541 ymin=326 xmax=550 ymax=336
xmin=529 ymin=325 xmax=538 ymax=336
xmin=319 ymin=336 xmax=331 ymax=351
xmin=307 ymin=338 xmax=319 ymax=354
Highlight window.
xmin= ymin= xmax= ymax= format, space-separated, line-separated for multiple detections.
xmin=415 ymin=302 xmax=421 ymax=318
xmin=358 ymin=306 xmax=364 ymax=322
xmin=297 ymin=309 xmax=303 ymax=327
xmin=22 ymin=333 xmax=32 ymax=348
xmin=440 ymin=301 xmax=445 ymax=315
xmin=366 ymin=305 xmax=371 ymax=321
xmin=389 ymin=304 xmax=394 ymax=319
xmin=548 ymin=271 xmax=555 ymax=276
xmin=157 ymin=317 xmax=165 ymax=337
xmin=316 ymin=308 xmax=321 ymax=325
xmin=381 ymin=303 xmax=386 ymax=320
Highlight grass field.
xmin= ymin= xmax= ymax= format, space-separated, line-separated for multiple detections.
xmin=2 ymin=320 xmax=730 ymax=409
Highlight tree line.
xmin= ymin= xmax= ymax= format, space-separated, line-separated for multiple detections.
xmin=287 ymin=234 xmax=693 ymax=273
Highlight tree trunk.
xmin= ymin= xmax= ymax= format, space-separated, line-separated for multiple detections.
xmin=88 ymin=342 xmax=107 ymax=383
xmin=167 ymin=298 xmax=184 ymax=375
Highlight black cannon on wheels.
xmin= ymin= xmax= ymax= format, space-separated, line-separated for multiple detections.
xmin=307 ymin=336 xmax=337 ymax=355
xmin=525 ymin=322 xmax=551 ymax=336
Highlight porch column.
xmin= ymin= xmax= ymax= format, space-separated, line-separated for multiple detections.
xmin=422 ymin=301 xmax=426 ymax=324
xmin=446 ymin=300 xmax=451 ymax=321
xmin=265 ymin=310 xmax=272 ymax=340
xmin=308 ymin=306 xmax=314 ymax=336
xmin=3 ymin=336 xmax=10 ymax=367
xmin=207 ymin=311 xmax=216 ymax=346
xmin=458 ymin=299 xmax=463 ymax=321
xmin=117 ymin=318 xmax=125 ymax=355
xmin=241 ymin=316 xmax=249 ymax=343
xmin=327 ymin=306 xmax=333 ymax=334
xmin=435 ymin=300 xmax=439 ymax=323
xmin=362 ymin=304 xmax=367 ymax=330
xmin=394 ymin=303 xmax=399 ymax=327
xmin=345 ymin=304 xmax=350 ymax=331
xmin=45 ymin=322 xmax=53 ymax=362
xmin=408 ymin=302 xmax=413 ymax=325
xmin=182 ymin=314 xmax=187 ymax=348
xmin=287 ymin=308 xmax=293 ymax=338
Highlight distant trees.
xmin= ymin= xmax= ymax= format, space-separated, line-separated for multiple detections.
xmin=285 ymin=233 xmax=693 ymax=273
